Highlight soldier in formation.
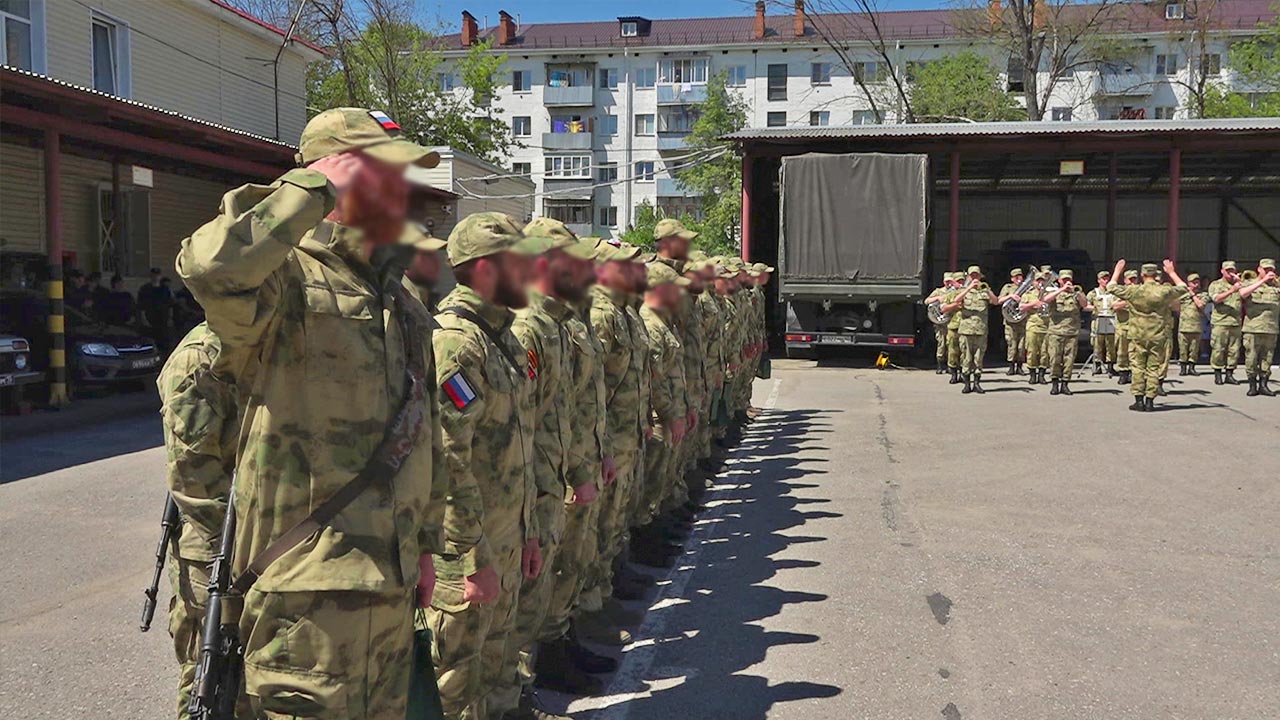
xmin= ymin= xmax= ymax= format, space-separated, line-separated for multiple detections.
xmin=941 ymin=265 xmax=1000 ymax=394
xmin=1176 ymin=272 xmax=1209 ymax=376
xmin=998 ymin=268 xmax=1028 ymax=375
xmin=1239 ymin=259 xmax=1279 ymax=396
xmin=1086 ymin=270 xmax=1118 ymax=376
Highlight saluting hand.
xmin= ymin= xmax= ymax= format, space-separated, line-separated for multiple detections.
xmin=308 ymin=151 xmax=363 ymax=197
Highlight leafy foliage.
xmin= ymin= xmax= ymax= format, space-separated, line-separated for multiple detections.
xmin=909 ymin=52 xmax=1022 ymax=122
xmin=1203 ymin=9 xmax=1280 ymax=118
xmin=674 ymin=72 xmax=749 ymax=257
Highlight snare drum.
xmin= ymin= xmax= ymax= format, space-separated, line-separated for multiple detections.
xmin=1095 ymin=316 xmax=1117 ymax=335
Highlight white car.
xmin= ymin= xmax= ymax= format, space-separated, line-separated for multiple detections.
xmin=0 ymin=333 xmax=43 ymax=389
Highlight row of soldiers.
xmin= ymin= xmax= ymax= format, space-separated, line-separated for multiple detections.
xmin=156 ymin=108 xmax=771 ymax=720
xmin=927 ymin=257 xmax=1278 ymax=408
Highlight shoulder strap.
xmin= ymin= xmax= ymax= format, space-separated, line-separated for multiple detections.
xmin=232 ymin=287 xmax=428 ymax=594
xmin=439 ymin=305 xmax=523 ymax=375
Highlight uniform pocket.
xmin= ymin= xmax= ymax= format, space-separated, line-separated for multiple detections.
xmin=302 ymin=285 xmax=381 ymax=386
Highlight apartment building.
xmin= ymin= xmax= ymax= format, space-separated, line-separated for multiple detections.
xmin=439 ymin=0 xmax=1275 ymax=238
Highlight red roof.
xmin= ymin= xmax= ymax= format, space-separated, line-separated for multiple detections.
xmin=205 ymin=0 xmax=328 ymax=55
xmin=442 ymin=0 xmax=1275 ymax=51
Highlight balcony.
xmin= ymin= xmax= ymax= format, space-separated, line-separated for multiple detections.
xmin=565 ymin=222 xmax=594 ymax=237
xmin=541 ymin=177 xmax=594 ymax=199
xmin=656 ymin=84 xmax=708 ymax=105
xmin=542 ymin=131 xmax=592 ymax=151
xmin=657 ymin=178 xmax=699 ymax=198
xmin=1097 ymin=71 xmax=1155 ymax=97
xmin=544 ymin=85 xmax=595 ymax=106
xmin=656 ymin=132 xmax=690 ymax=151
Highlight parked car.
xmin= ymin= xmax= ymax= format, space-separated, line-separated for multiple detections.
xmin=0 ymin=332 xmax=44 ymax=405
xmin=0 ymin=289 xmax=162 ymax=394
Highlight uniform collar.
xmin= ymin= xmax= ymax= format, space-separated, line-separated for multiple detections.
xmin=528 ymin=289 xmax=577 ymax=322
xmin=592 ymin=284 xmax=628 ymax=307
xmin=440 ymin=284 xmax=514 ymax=331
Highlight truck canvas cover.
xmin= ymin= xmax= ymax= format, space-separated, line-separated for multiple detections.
xmin=779 ymin=152 xmax=928 ymax=298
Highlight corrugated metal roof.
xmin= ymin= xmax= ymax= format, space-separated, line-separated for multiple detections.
xmin=725 ymin=118 xmax=1280 ymax=142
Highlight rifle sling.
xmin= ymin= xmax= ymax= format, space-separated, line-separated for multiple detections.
xmin=231 ymin=287 xmax=428 ymax=595
xmin=438 ymin=305 xmax=523 ymax=375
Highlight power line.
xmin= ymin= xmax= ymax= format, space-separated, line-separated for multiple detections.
xmin=453 ymin=145 xmax=730 ymax=183
xmin=453 ymin=147 xmax=730 ymax=201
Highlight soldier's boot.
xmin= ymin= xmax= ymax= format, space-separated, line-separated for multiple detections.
xmin=1214 ymin=369 xmax=1224 ymax=385
xmin=611 ymin=577 xmax=647 ymax=601
xmin=972 ymin=375 xmax=986 ymax=394
xmin=1015 ymin=362 xmax=1024 ymax=375
xmin=1108 ymin=362 xmax=1117 ymax=376
xmin=1188 ymin=363 xmax=1199 ymax=376
xmin=1092 ymin=362 xmax=1103 ymax=375
xmin=936 ymin=358 xmax=945 ymax=374
xmin=602 ymin=596 xmax=646 ymax=627
xmin=615 ymin=558 xmax=655 ymax=589
xmin=1129 ymin=396 xmax=1145 ymax=412
xmin=575 ymin=611 xmax=633 ymax=647
xmin=1060 ymin=380 xmax=1073 ymax=396
xmin=1041 ymin=369 xmax=1051 ymax=385
xmin=1156 ymin=380 xmax=1168 ymax=397
xmin=1007 ymin=363 xmax=1017 ymax=376
xmin=565 ymin=630 xmax=620 ymax=674
xmin=504 ymin=688 xmax=571 ymax=720
xmin=1144 ymin=397 xmax=1156 ymax=412
xmin=1247 ymin=376 xmax=1260 ymax=396
xmin=1123 ymin=371 xmax=1133 ymax=384
xmin=534 ymin=639 xmax=605 ymax=695
xmin=1260 ymin=375 xmax=1276 ymax=397
xmin=1027 ymin=368 xmax=1036 ymax=385
xmin=1049 ymin=378 xmax=1061 ymax=395
xmin=949 ymin=368 xmax=961 ymax=384
xmin=961 ymin=373 xmax=973 ymax=394
xmin=1225 ymin=369 xmax=1241 ymax=385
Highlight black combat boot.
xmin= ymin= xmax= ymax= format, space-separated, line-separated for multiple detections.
xmin=1108 ymin=362 xmax=1117 ymax=376
xmin=961 ymin=373 xmax=973 ymax=394
xmin=972 ymin=375 xmax=985 ymax=394
xmin=534 ymin=639 xmax=605 ymax=695
xmin=565 ymin=630 xmax=620 ymax=674
xmin=1188 ymin=363 xmax=1199 ymax=376
xmin=1129 ymin=396 xmax=1145 ymax=411
xmin=936 ymin=359 xmax=945 ymax=374
xmin=1144 ymin=397 xmax=1155 ymax=412
xmin=1093 ymin=362 xmax=1103 ymax=375
xmin=1016 ymin=362 xmax=1025 ymax=375
xmin=1123 ymin=371 xmax=1133 ymax=385
xmin=1050 ymin=378 xmax=1062 ymax=395
xmin=506 ymin=687 xmax=572 ymax=720
xmin=1060 ymin=380 xmax=1072 ymax=396
xmin=1027 ymin=368 xmax=1037 ymax=385
xmin=1178 ymin=362 xmax=1187 ymax=375
xmin=1214 ymin=369 xmax=1224 ymax=385
xmin=1261 ymin=375 xmax=1276 ymax=397
xmin=1225 ymin=369 xmax=1241 ymax=385
xmin=1247 ymin=376 xmax=1260 ymax=396
xmin=1041 ymin=369 xmax=1051 ymax=385
xmin=949 ymin=367 xmax=961 ymax=384
xmin=1156 ymin=380 xmax=1168 ymax=397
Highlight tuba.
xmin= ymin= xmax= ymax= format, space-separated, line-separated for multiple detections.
xmin=1001 ymin=267 xmax=1038 ymax=324
xmin=928 ymin=277 xmax=973 ymax=325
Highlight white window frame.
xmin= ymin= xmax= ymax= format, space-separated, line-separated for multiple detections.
xmin=1154 ymin=106 xmax=1178 ymax=119
xmin=851 ymin=109 xmax=882 ymax=125
xmin=544 ymin=155 xmax=593 ymax=179
xmin=512 ymin=69 xmax=531 ymax=92
xmin=597 ymin=163 xmax=618 ymax=183
xmin=726 ymin=65 xmax=747 ymax=87
xmin=1155 ymin=53 xmax=1178 ymax=76
xmin=599 ymin=67 xmax=618 ymax=90
xmin=658 ymin=57 xmax=709 ymax=85
xmin=634 ymin=113 xmax=655 ymax=136
xmin=598 ymin=205 xmax=618 ymax=227
xmin=1 ymin=0 xmax=46 ymax=73
xmin=810 ymin=62 xmax=832 ymax=85
xmin=90 ymin=10 xmax=131 ymax=98
xmin=512 ymin=116 xmax=532 ymax=137
xmin=766 ymin=63 xmax=787 ymax=101
xmin=512 ymin=162 xmax=532 ymax=176
xmin=621 ymin=21 xmax=638 ymax=38
xmin=1051 ymin=106 xmax=1073 ymax=122
xmin=1165 ymin=2 xmax=1184 ymax=20
xmin=809 ymin=110 xmax=830 ymax=126
xmin=1201 ymin=53 xmax=1222 ymax=76
xmin=634 ymin=161 xmax=655 ymax=182
xmin=599 ymin=113 xmax=618 ymax=136
xmin=854 ymin=61 xmax=885 ymax=83
xmin=635 ymin=67 xmax=656 ymax=89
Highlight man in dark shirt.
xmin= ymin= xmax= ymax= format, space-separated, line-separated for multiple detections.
xmin=101 ymin=275 xmax=135 ymax=326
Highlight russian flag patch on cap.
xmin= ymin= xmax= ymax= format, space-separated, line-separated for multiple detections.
xmin=442 ymin=371 xmax=477 ymax=410
xmin=369 ymin=110 xmax=401 ymax=132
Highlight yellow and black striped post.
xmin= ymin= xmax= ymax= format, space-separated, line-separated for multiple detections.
xmin=45 ymin=128 xmax=69 ymax=407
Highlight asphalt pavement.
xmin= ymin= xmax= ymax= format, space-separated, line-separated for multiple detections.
xmin=2 ymin=362 xmax=1278 ymax=719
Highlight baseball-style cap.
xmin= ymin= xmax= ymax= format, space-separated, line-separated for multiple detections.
xmin=1011 ymin=268 xmax=1025 ymax=277
xmin=685 ymin=259 xmax=713 ymax=274
xmin=752 ymin=262 xmax=776 ymax=273
xmin=1059 ymin=269 xmax=1074 ymax=279
xmin=647 ymin=262 xmax=691 ymax=287
xmin=966 ymin=265 xmax=982 ymax=276
xmin=448 ymin=212 xmax=542 ymax=267
xmin=1221 ymin=260 xmax=1237 ymax=270
xmin=715 ymin=266 xmax=737 ymax=279
xmin=653 ymin=218 xmax=698 ymax=241
xmin=523 ymin=217 xmax=578 ymax=243
xmin=1187 ymin=272 xmax=1201 ymax=282
xmin=1260 ymin=258 xmax=1277 ymax=270
xmin=1097 ymin=270 xmax=1110 ymax=279
xmin=400 ymin=222 xmax=446 ymax=252
xmin=1039 ymin=265 xmax=1052 ymax=273
xmin=298 ymin=108 xmax=440 ymax=168
xmin=1124 ymin=269 xmax=1139 ymax=279
xmin=688 ymin=250 xmax=710 ymax=263
xmin=1141 ymin=263 xmax=1160 ymax=275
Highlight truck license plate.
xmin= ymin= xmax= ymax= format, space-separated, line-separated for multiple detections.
xmin=822 ymin=334 xmax=856 ymax=345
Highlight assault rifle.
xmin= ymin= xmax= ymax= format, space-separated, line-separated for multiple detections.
xmin=188 ymin=491 xmax=242 ymax=720
xmin=140 ymin=494 xmax=182 ymax=632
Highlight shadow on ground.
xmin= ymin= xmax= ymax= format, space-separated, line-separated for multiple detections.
xmin=0 ymin=411 xmax=163 ymax=483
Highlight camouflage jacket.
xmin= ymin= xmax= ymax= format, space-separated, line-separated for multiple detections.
xmin=722 ymin=291 xmax=746 ymax=370
xmin=158 ymin=323 xmax=243 ymax=562
xmin=512 ymin=290 xmax=575 ymax=543
xmin=1207 ymin=279 xmax=1243 ymax=326
xmin=1107 ymin=281 xmax=1189 ymax=341
xmin=698 ymin=291 xmax=726 ymax=390
xmin=568 ymin=305 xmax=608 ymax=491
xmin=1046 ymin=289 xmax=1087 ymax=337
xmin=626 ymin=300 xmax=653 ymax=432
xmin=433 ymin=285 xmax=538 ymax=575
xmin=641 ymin=304 xmax=686 ymax=427
xmin=176 ymin=168 xmax=446 ymax=593
xmin=1024 ymin=287 xmax=1048 ymax=332
xmin=590 ymin=286 xmax=647 ymax=451
xmin=1178 ymin=291 xmax=1210 ymax=331
xmin=675 ymin=292 xmax=707 ymax=416
xmin=1243 ymin=282 xmax=1280 ymax=333
xmin=957 ymin=283 xmax=992 ymax=336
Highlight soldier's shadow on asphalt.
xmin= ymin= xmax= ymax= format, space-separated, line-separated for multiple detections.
xmin=560 ymin=408 xmax=845 ymax=718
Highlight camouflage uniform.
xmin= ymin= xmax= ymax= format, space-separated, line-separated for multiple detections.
xmin=1024 ymin=285 xmax=1049 ymax=374
xmin=697 ymin=287 xmax=726 ymax=460
xmin=926 ymin=283 xmax=950 ymax=367
xmin=176 ymin=158 xmax=447 ymax=719
xmin=1207 ymin=274 xmax=1243 ymax=371
xmin=158 ymin=323 xmax=245 ymax=719
xmin=999 ymin=274 xmax=1027 ymax=365
xmin=1108 ymin=271 xmax=1189 ymax=400
xmin=1177 ymin=289 xmax=1209 ymax=364
xmin=657 ymin=256 xmax=706 ymax=478
xmin=945 ymin=282 xmax=964 ymax=372
xmin=1046 ymin=280 xmax=1085 ymax=381
xmin=956 ymin=275 xmax=992 ymax=380
xmin=1242 ymin=264 xmax=1278 ymax=386
xmin=640 ymin=294 xmax=688 ymax=522
xmin=1087 ymin=283 xmax=1118 ymax=366
xmin=625 ymin=298 xmax=654 ymax=528
xmin=1114 ymin=272 xmax=1136 ymax=375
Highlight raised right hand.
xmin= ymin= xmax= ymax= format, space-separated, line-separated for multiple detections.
xmin=307 ymin=151 xmax=364 ymax=197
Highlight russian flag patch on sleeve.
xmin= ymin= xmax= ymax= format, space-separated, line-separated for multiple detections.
xmin=369 ymin=110 xmax=401 ymax=132
xmin=442 ymin=371 xmax=478 ymax=410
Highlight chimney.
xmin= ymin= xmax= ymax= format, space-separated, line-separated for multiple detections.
xmin=754 ymin=1 xmax=767 ymax=40
xmin=461 ymin=11 xmax=478 ymax=47
xmin=793 ymin=0 xmax=806 ymax=38
xmin=497 ymin=10 xmax=516 ymax=45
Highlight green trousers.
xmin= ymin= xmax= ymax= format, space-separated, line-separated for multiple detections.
xmin=1210 ymin=325 xmax=1242 ymax=370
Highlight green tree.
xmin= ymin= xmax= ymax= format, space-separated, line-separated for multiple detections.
xmin=676 ymin=72 xmax=750 ymax=256
xmin=620 ymin=200 xmax=660 ymax=250
xmin=909 ymin=51 xmax=1022 ymax=122
xmin=1203 ymin=8 xmax=1280 ymax=118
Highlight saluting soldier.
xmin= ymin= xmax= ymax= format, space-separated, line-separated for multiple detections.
xmin=1086 ymin=270 xmax=1118 ymax=376
xmin=926 ymin=274 xmax=953 ymax=374
xmin=942 ymin=265 xmax=1001 ymax=394
xmin=1038 ymin=270 xmax=1089 ymax=396
xmin=1176 ymin=273 xmax=1209 ymax=375
xmin=1022 ymin=271 xmax=1050 ymax=385
xmin=1106 ymin=260 xmax=1190 ymax=412
xmin=1239 ymin=259 xmax=1279 ymax=396
xmin=1207 ymin=260 xmax=1245 ymax=385
xmin=998 ymin=267 xmax=1028 ymax=375
xmin=1112 ymin=270 xmax=1137 ymax=384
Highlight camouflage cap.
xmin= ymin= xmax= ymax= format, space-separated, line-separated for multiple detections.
xmin=685 ymin=259 xmax=713 ymax=273
xmin=966 ymin=265 xmax=982 ymax=276
xmin=653 ymin=218 xmax=698 ymax=241
xmin=1187 ymin=272 xmax=1201 ymax=282
xmin=1011 ymin=268 xmax=1025 ymax=278
xmin=1059 ymin=269 xmax=1074 ymax=279
xmin=1221 ymin=260 xmax=1237 ymax=270
xmin=647 ymin=262 xmax=691 ymax=287
xmin=1097 ymin=270 xmax=1111 ymax=279
xmin=715 ymin=266 xmax=738 ymax=279
xmin=447 ymin=212 xmax=542 ymax=266
xmin=1124 ymin=269 xmax=1139 ymax=279
xmin=1260 ymin=258 xmax=1277 ymax=269
xmin=637 ymin=251 xmax=658 ymax=263
xmin=519 ymin=235 xmax=597 ymax=260
xmin=1140 ymin=263 xmax=1160 ymax=275
xmin=400 ymin=222 xmax=446 ymax=252
xmin=298 ymin=108 xmax=440 ymax=168
xmin=752 ymin=262 xmax=776 ymax=273
xmin=688 ymin=249 xmax=710 ymax=262
xmin=1039 ymin=264 xmax=1052 ymax=273
xmin=523 ymin=217 xmax=578 ymax=243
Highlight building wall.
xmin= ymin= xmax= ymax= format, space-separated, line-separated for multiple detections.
xmin=43 ymin=0 xmax=310 ymax=141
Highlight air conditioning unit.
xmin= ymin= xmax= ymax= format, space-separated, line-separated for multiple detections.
xmin=1165 ymin=2 xmax=1185 ymax=20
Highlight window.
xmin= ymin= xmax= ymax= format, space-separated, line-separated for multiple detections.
xmin=1154 ymin=106 xmax=1177 ymax=119
xmin=1201 ymin=53 xmax=1222 ymax=76
xmin=810 ymin=62 xmax=832 ymax=85
xmin=854 ymin=61 xmax=886 ymax=83
xmin=512 ymin=116 xmax=532 ymax=137
xmin=597 ymin=163 xmax=618 ymax=183
xmin=599 ymin=114 xmax=618 ymax=136
xmin=550 ymin=114 xmax=587 ymax=133
xmin=727 ymin=65 xmax=747 ymax=87
xmin=599 ymin=206 xmax=618 ymax=227
xmin=658 ymin=107 xmax=699 ymax=133
xmin=548 ymin=66 xmax=589 ymax=87
xmin=1051 ymin=107 xmax=1074 ymax=121
xmin=635 ymin=67 xmax=656 ymax=88
xmin=545 ymin=199 xmax=592 ymax=225
xmin=512 ymin=162 xmax=532 ymax=177
xmin=599 ymin=68 xmax=618 ymax=89
xmin=97 ymin=186 xmax=150 ymax=275
xmin=767 ymin=63 xmax=787 ymax=101
xmin=1 ymin=0 xmax=41 ymax=71
xmin=658 ymin=57 xmax=709 ymax=84
xmin=766 ymin=111 xmax=786 ymax=127
xmin=621 ymin=21 xmax=638 ymax=37
xmin=809 ymin=110 xmax=830 ymax=126
xmin=851 ymin=109 xmax=882 ymax=125
xmin=634 ymin=113 xmax=655 ymax=136
xmin=1165 ymin=2 xmax=1184 ymax=20
xmin=634 ymin=161 xmax=655 ymax=181
xmin=437 ymin=72 xmax=457 ymax=91
xmin=544 ymin=155 xmax=592 ymax=179
xmin=512 ymin=69 xmax=530 ymax=92
xmin=91 ymin=14 xmax=130 ymax=97
xmin=1155 ymin=53 xmax=1178 ymax=75
xmin=1005 ymin=56 xmax=1025 ymax=92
